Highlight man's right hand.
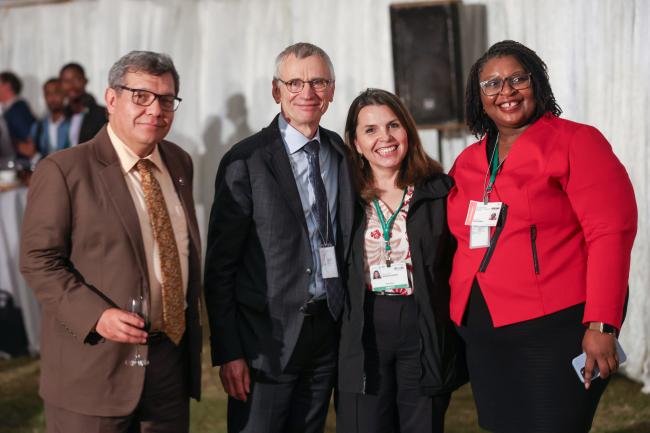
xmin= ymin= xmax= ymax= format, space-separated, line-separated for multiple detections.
xmin=95 ymin=308 xmax=147 ymax=344
xmin=219 ymin=358 xmax=250 ymax=401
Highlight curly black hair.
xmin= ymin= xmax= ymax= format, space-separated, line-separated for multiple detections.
xmin=465 ymin=40 xmax=562 ymax=138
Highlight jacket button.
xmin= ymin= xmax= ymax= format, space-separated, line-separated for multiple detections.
xmin=306 ymin=268 xmax=312 ymax=274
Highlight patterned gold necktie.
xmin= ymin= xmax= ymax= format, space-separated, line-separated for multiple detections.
xmin=136 ymin=159 xmax=185 ymax=345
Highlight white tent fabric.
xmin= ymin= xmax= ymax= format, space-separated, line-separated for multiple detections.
xmin=1 ymin=0 xmax=648 ymax=391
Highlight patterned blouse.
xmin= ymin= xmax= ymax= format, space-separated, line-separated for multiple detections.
xmin=363 ymin=186 xmax=414 ymax=296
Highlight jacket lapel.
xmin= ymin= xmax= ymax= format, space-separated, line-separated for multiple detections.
xmin=93 ymin=127 xmax=149 ymax=287
xmin=265 ymin=117 xmax=309 ymax=235
xmin=409 ymin=174 xmax=452 ymax=211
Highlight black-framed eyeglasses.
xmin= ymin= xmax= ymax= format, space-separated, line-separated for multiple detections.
xmin=479 ymin=73 xmax=532 ymax=96
xmin=275 ymin=78 xmax=333 ymax=93
xmin=116 ymin=85 xmax=182 ymax=112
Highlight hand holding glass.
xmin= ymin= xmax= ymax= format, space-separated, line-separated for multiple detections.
xmin=124 ymin=295 xmax=150 ymax=367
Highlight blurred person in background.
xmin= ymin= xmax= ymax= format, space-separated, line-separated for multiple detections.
xmin=59 ymin=62 xmax=107 ymax=146
xmin=0 ymin=71 xmax=36 ymax=163
xmin=30 ymin=78 xmax=70 ymax=159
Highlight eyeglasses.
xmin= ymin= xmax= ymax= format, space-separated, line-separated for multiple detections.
xmin=479 ymin=73 xmax=532 ymax=96
xmin=117 ymin=85 xmax=182 ymax=112
xmin=275 ymin=78 xmax=333 ymax=93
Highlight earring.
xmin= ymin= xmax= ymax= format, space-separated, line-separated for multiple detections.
xmin=358 ymin=153 xmax=365 ymax=168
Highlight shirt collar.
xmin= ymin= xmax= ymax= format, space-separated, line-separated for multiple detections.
xmin=48 ymin=114 xmax=64 ymax=125
xmin=107 ymin=123 xmax=164 ymax=175
xmin=278 ymin=113 xmax=321 ymax=155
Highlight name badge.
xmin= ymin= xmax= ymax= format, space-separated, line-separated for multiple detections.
xmin=465 ymin=200 xmax=502 ymax=227
xmin=370 ymin=262 xmax=410 ymax=292
xmin=469 ymin=226 xmax=490 ymax=249
xmin=319 ymin=246 xmax=339 ymax=279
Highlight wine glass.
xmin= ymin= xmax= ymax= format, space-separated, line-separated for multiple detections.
xmin=124 ymin=294 xmax=150 ymax=367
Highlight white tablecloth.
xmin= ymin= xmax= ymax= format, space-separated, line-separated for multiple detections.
xmin=0 ymin=186 xmax=40 ymax=355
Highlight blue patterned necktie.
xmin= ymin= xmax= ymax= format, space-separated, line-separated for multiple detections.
xmin=303 ymin=139 xmax=343 ymax=319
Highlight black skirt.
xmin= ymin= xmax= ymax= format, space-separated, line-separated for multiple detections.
xmin=456 ymin=280 xmax=608 ymax=433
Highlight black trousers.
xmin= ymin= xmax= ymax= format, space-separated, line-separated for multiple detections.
xmin=45 ymin=334 xmax=189 ymax=433
xmin=456 ymin=280 xmax=608 ymax=433
xmin=228 ymin=303 xmax=338 ymax=433
xmin=337 ymin=295 xmax=451 ymax=433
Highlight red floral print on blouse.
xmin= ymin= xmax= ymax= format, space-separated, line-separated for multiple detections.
xmin=363 ymin=186 xmax=414 ymax=296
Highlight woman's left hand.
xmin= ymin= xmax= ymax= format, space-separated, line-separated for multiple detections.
xmin=581 ymin=330 xmax=618 ymax=389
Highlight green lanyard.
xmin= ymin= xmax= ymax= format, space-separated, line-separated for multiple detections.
xmin=484 ymin=135 xmax=501 ymax=204
xmin=372 ymin=188 xmax=408 ymax=266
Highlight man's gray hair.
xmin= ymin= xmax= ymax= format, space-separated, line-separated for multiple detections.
xmin=108 ymin=51 xmax=180 ymax=95
xmin=273 ymin=42 xmax=335 ymax=81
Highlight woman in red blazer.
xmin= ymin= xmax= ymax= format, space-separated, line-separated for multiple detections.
xmin=447 ymin=40 xmax=637 ymax=433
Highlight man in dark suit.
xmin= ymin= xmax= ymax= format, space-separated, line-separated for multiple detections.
xmin=59 ymin=62 xmax=107 ymax=146
xmin=20 ymin=51 xmax=201 ymax=433
xmin=0 ymin=71 xmax=36 ymax=161
xmin=204 ymin=42 xmax=354 ymax=433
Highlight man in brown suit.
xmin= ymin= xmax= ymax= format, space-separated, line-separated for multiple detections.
xmin=20 ymin=51 xmax=201 ymax=433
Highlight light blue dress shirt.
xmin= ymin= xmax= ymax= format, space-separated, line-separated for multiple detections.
xmin=279 ymin=114 xmax=339 ymax=298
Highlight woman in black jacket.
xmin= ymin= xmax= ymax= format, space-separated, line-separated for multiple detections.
xmin=337 ymin=88 xmax=467 ymax=433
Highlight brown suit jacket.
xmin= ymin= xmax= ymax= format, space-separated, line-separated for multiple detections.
xmin=20 ymin=126 xmax=202 ymax=416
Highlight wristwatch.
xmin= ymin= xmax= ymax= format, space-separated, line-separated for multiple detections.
xmin=588 ymin=322 xmax=618 ymax=335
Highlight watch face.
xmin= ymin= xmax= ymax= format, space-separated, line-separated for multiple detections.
xmin=602 ymin=324 xmax=617 ymax=334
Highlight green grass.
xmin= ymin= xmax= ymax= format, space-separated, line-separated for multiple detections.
xmin=2 ymin=352 xmax=649 ymax=433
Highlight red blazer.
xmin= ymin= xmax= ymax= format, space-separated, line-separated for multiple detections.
xmin=447 ymin=114 xmax=637 ymax=328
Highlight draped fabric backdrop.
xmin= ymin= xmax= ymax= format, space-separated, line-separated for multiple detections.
xmin=1 ymin=0 xmax=648 ymax=391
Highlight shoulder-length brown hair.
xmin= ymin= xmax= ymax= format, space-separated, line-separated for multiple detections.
xmin=344 ymin=88 xmax=442 ymax=201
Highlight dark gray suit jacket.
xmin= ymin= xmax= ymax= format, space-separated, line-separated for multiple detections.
xmin=204 ymin=115 xmax=354 ymax=376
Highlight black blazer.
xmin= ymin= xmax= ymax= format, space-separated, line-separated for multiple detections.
xmin=338 ymin=174 xmax=468 ymax=396
xmin=79 ymin=100 xmax=107 ymax=144
xmin=204 ymin=115 xmax=354 ymax=377
xmin=65 ymin=93 xmax=107 ymax=145
xmin=3 ymin=99 xmax=35 ymax=142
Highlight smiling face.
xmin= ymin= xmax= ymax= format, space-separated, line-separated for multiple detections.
xmin=354 ymin=104 xmax=409 ymax=176
xmin=479 ymin=55 xmax=536 ymax=135
xmin=60 ymin=67 xmax=87 ymax=102
xmin=105 ymin=71 xmax=175 ymax=157
xmin=272 ymin=54 xmax=334 ymax=138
